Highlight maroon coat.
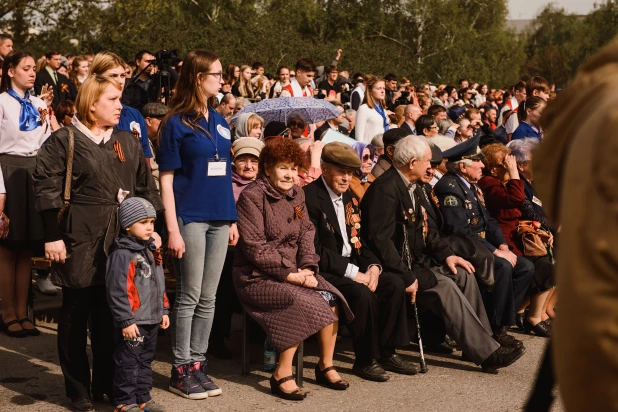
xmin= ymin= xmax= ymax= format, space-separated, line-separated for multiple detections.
xmin=233 ymin=174 xmax=353 ymax=351
xmin=478 ymin=175 xmax=526 ymax=256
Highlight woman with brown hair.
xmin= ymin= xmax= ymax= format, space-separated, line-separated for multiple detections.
xmin=231 ymin=64 xmax=255 ymax=99
xmin=34 ymin=75 xmax=160 ymax=411
xmin=478 ymin=143 xmax=553 ymax=338
xmin=355 ymin=75 xmax=390 ymax=143
xmin=233 ymin=138 xmax=353 ymax=401
xmin=0 ymin=51 xmax=57 ymax=339
xmin=225 ymin=63 xmax=239 ymax=87
xmin=511 ymin=96 xmax=546 ymax=141
xmin=157 ymin=49 xmax=238 ymax=400
xmin=69 ymin=55 xmax=89 ymax=92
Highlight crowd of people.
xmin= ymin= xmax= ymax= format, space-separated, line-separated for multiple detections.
xmin=0 ymin=32 xmax=558 ymax=412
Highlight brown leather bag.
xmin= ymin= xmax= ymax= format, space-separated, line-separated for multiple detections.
xmin=517 ymin=220 xmax=551 ymax=257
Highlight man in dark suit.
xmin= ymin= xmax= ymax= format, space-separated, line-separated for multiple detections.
xmin=434 ymin=135 xmax=535 ymax=349
xmin=371 ymin=128 xmax=407 ymax=179
xmin=34 ymin=50 xmax=71 ymax=108
xmin=314 ymin=101 xmax=349 ymax=140
xmin=305 ymin=142 xmax=413 ymax=381
xmin=400 ymin=104 xmax=421 ymax=136
xmin=361 ymin=135 xmax=525 ymax=373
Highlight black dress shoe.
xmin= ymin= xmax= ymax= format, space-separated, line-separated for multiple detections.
xmin=379 ymin=354 xmax=419 ymax=375
xmin=492 ymin=327 xmax=523 ymax=348
xmin=1 ymin=319 xmax=28 ymax=338
xmin=523 ymin=319 xmax=551 ymax=338
xmin=314 ymin=365 xmax=349 ymax=390
xmin=515 ymin=313 xmax=525 ymax=330
xmin=269 ymin=375 xmax=306 ymax=401
xmin=444 ymin=335 xmax=459 ymax=349
xmin=481 ymin=346 xmax=526 ymax=373
xmin=352 ymin=360 xmax=390 ymax=382
xmin=425 ymin=342 xmax=455 ymax=354
xmin=71 ymin=397 xmax=94 ymax=411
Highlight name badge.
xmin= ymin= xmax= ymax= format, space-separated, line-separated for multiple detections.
xmin=532 ymin=196 xmax=543 ymax=207
xmin=207 ymin=158 xmax=227 ymax=176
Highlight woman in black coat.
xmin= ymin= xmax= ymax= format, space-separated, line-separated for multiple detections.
xmin=33 ymin=75 xmax=162 ymax=411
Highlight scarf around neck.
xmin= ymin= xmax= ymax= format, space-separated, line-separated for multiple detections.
xmin=374 ymin=103 xmax=390 ymax=131
xmin=7 ymin=88 xmax=42 ymax=131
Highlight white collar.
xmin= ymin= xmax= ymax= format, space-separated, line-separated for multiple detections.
xmin=290 ymin=79 xmax=311 ymax=97
xmin=71 ymin=115 xmax=114 ymax=145
xmin=322 ymin=176 xmax=343 ymax=203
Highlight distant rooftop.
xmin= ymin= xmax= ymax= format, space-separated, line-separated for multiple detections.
xmin=506 ymin=19 xmax=533 ymax=33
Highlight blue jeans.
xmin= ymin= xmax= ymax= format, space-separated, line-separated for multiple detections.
xmin=171 ymin=218 xmax=230 ymax=367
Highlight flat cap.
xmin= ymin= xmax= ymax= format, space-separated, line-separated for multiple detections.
xmin=429 ymin=143 xmax=443 ymax=166
xmin=232 ymin=137 xmax=265 ymax=159
xmin=321 ymin=142 xmax=361 ymax=169
xmin=442 ymin=135 xmax=485 ymax=162
xmin=383 ymin=128 xmax=410 ymax=147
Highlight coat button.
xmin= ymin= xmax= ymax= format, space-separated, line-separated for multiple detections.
xmin=287 ymin=218 xmax=292 ymax=223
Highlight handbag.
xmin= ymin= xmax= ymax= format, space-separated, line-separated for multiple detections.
xmin=517 ymin=220 xmax=551 ymax=257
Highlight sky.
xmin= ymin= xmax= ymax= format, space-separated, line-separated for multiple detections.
xmin=508 ymin=0 xmax=598 ymax=19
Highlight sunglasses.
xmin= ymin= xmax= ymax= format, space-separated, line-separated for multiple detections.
xmin=288 ymin=121 xmax=305 ymax=128
xmin=362 ymin=154 xmax=372 ymax=161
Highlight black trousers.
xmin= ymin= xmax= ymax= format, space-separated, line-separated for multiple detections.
xmin=321 ymin=271 xmax=408 ymax=366
xmin=58 ymin=285 xmax=115 ymax=399
xmin=112 ymin=324 xmax=159 ymax=406
xmin=481 ymin=256 xmax=534 ymax=328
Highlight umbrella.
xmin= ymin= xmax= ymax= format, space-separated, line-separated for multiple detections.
xmin=230 ymin=97 xmax=341 ymax=126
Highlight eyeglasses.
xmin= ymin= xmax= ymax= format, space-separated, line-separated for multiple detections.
xmin=203 ymin=72 xmax=223 ymax=80
xmin=288 ymin=121 xmax=305 ymax=128
xmin=429 ymin=125 xmax=439 ymax=130
xmin=362 ymin=154 xmax=372 ymax=161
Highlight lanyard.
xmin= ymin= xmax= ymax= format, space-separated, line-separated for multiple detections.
xmin=202 ymin=111 xmax=219 ymax=160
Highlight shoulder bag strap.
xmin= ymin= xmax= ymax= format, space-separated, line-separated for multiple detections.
xmin=57 ymin=127 xmax=75 ymax=223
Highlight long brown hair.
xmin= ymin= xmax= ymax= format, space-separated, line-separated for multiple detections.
xmin=162 ymin=49 xmax=219 ymax=134
xmin=69 ymin=55 xmax=89 ymax=89
xmin=364 ymin=75 xmax=386 ymax=109
xmin=518 ymin=96 xmax=546 ymax=122
xmin=0 ymin=51 xmax=35 ymax=94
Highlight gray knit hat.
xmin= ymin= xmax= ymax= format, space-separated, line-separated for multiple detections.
xmin=119 ymin=197 xmax=157 ymax=229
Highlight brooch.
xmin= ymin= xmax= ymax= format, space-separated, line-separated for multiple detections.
xmin=37 ymin=107 xmax=48 ymax=132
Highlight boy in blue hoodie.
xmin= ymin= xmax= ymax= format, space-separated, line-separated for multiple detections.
xmin=106 ymin=197 xmax=170 ymax=412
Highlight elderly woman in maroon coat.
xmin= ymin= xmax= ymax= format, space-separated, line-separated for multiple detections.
xmin=478 ymin=143 xmax=553 ymax=338
xmin=233 ymin=138 xmax=353 ymax=401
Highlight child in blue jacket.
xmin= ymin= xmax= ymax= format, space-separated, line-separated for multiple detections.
xmin=106 ymin=197 xmax=170 ymax=412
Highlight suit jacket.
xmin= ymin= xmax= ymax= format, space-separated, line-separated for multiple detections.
xmin=34 ymin=69 xmax=71 ymax=108
xmin=371 ymin=155 xmax=392 ymax=179
xmin=434 ymin=172 xmax=506 ymax=253
xmin=360 ymin=167 xmax=453 ymax=291
xmin=304 ymin=178 xmax=380 ymax=276
xmin=314 ymin=122 xmax=348 ymax=140
xmin=399 ymin=121 xmax=415 ymax=136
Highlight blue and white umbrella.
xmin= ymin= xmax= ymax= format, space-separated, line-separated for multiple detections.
xmin=230 ymin=97 xmax=341 ymax=126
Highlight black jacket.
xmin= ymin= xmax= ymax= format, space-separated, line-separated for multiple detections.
xmin=400 ymin=121 xmax=415 ymax=136
xmin=34 ymin=69 xmax=71 ymax=108
xmin=434 ymin=172 xmax=506 ymax=252
xmin=314 ymin=122 xmax=348 ymax=140
xmin=360 ymin=167 xmax=453 ymax=291
xmin=304 ymin=178 xmax=380 ymax=276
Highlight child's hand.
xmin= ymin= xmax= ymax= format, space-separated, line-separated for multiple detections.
xmin=160 ymin=315 xmax=170 ymax=329
xmin=122 ymin=324 xmax=140 ymax=339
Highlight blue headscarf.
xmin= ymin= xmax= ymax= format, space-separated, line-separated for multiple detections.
xmin=6 ymin=88 xmax=42 ymax=131
xmin=351 ymin=141 xmax=375 ymax=180
xmin=373 ymin=103 xmax=390 ymax=132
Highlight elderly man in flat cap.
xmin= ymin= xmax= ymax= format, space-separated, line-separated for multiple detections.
xmin=304 ymin=142 xmax=413 ymax=382
xmin=361 ymin=135 xmax=525 ymax=373
xmin=434 ymin=135 xmax=534 ymax=350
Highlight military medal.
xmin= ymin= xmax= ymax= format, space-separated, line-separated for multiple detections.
xmin=471 ymin=217 xmax=479 ymax=225
xmin=465 ymin=200 xmax=472 ymax=210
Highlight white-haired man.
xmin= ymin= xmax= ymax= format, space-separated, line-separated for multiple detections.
xmin=361 ymin=135 xmax=525 ymax=373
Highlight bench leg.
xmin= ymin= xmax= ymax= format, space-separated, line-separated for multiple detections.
xmin=242 ymin=309 xmax=249 ymax=375
xmin=295 ymin=341 xmax=304 ymax=387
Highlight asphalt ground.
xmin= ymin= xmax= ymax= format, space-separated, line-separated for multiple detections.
xmin=0 ymin=288 xmax=564 ymax=412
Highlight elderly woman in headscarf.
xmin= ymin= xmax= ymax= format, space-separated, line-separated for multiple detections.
xmin=349 ymin=141 xmax=375 ymax=200
xmin=234 ymin=112 xmax=264 ymax=141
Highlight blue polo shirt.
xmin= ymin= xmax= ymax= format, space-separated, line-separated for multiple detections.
xmin=157 ymin=108 xmax=237 ymax=223
xmin=118 ymin=105 xmax=153 ymax=158
xmin=511 ymin=121 xmax=542 ymax=141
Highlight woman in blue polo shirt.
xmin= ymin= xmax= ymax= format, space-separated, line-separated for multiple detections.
xmin=158 ymin=49 xmax=238 ymax=400
xmin=511 ymin=96 xmax=546 ymax=141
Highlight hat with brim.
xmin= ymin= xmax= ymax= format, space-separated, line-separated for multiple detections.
xmin=442 ymin=135 xmax=485 ymax=162
xmin=232 ymin=137 xmax=265 ymax=159
xmin=321 ymin=142 xmax=361 ymax=170
xmin=429 ymin=143 xmax=443 ymax=166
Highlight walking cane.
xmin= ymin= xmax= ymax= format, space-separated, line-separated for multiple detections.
xmin=403 ymin=226 xmax=428 ymax=373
